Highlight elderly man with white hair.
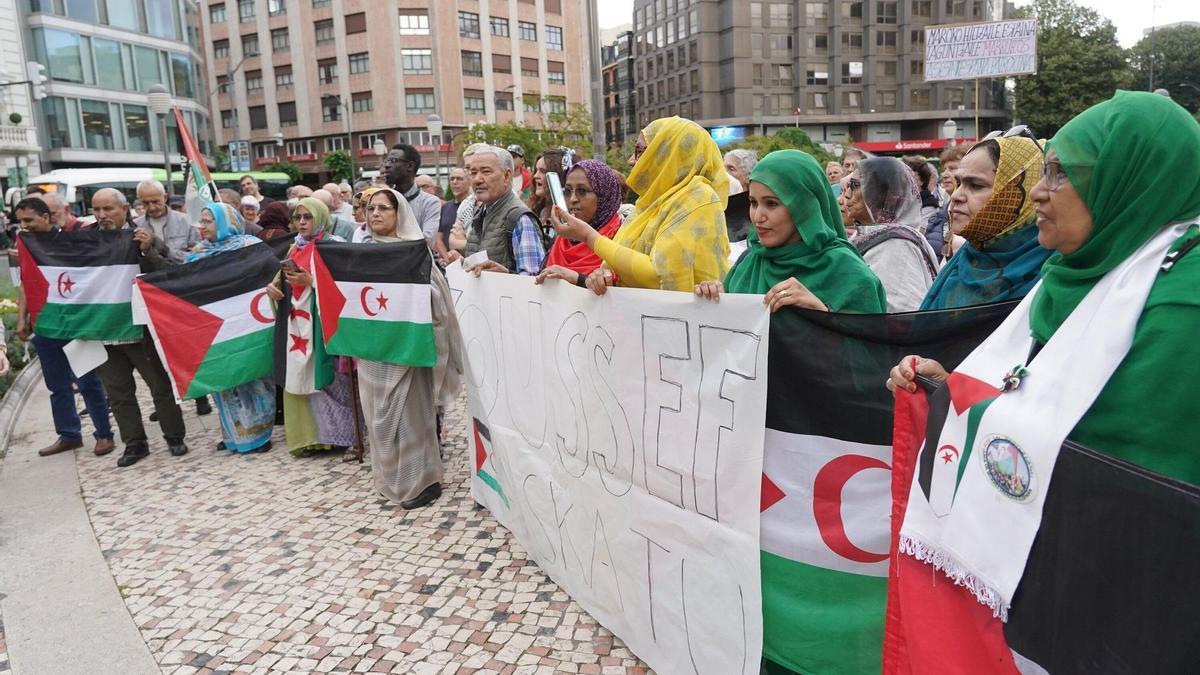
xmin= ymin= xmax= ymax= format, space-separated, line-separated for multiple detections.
xmin=445 ymin=145 xmax=544 ymax=275
xmin=35 ymin=191 xmax=81 ymax=231
xmin=723 ymin=149 xmax=758 ymax=196
xmin=134 ymin=179 xmax=200 ymax=264
xmin=321 ymin=182 xmax=355 ymax=220
xmin=312 ymin=188 xmax=358 ymax=240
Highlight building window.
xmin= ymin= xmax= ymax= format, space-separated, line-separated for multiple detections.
xmin=314 ymin=19 xmax=335 ymax=44
xmin=842 ymin=91 xmax=861 ymax=110
xmin=350 ymin=92 xmax=371 ymax=112
xmin=458 ymin=11 xmax=480 ymax=38
xmin=912 ymin=30 xmax=927 ymax=48
xmin=79 ymin=99 xmax=113 ymax=149
xmin=317 ymin=58 xmax=337 ymax=84
xmin=279 ymin=101 xmax=297 ymax=126
xmin=807 ymin=33 xmax=828 ymax=51
xmin=752 ymin=63 xmax=764 ymax=86
xmin=842 ymin=32 xmax=863 ymax=50
xmin=461 ymin=51 xmax=483 ymax=77
xmin=808 ymin=92 xmax=826 ymax=110
xmin=271 ymin=28 xmax=288 ymax=52
xmin=751 ymin=33 xmax=763 ymax=58
xmin=405 ymin=91 xmax=435 ymax=113
xmin=518 ymin=21 xmax=537 ymax=41
xmin=490 ymin=17 xmax=509 ymax=37
xmin=770 ymin=3 xmax=792 ymax=23
xmin=287 ymin=140 xmax=314 ymax=156
xmin=237 ymin=0 xmax=254 ymax=22
xmin=241 ymin=33 xmax=258 ymax=56
xmin=321 ymin=98 xmax=340 ymax=122
xmin=770 ymin=34 xmax=792 ymax=55
xmin=876 ymin=60 xmax=897 ymax=79
xmin=876 ymin=30 xmax=896 ymax=52
xmin=344 ymin=12 xmax=366 ymax=34
xmin=465 ymin=90 xmax=485 ymax=115
xmin=546 ymin=25 xmax=563 ymax=50
xmin=877 ymin=90 xmax=897 ymax=110
xmin=492 ymin=54 xmax=511 ymax=74
xmin=841 ymin=61 xmax=863 ymax=84
xmin=773 ymin=63 xmax=793 ymax=87
xmin=913 ymin=0 xmax=932 ymax=17
xmin=209 ymin=3 xmax=225 ymax=23
xmin=221 ymin=109 xmax=237 ymax=128
xmin=805 ymin=64 xmax=828 ymax=85
xmin=877 ymin=1 xmax=898 ymax=24
xmin=520 ymin=57 xmax=539 ymax=78
xmin=245 ymin=69 xmax=262 ymax=91
xmin=399 ymin=11 xmax=429 ymax=35
xmin=93 ymin=37 xmax=125 ymax=90
xmin=268 ymin=0 xmax=286 ymax=17
xmin=248 ymin=105 xmax=267 ymax=129
xmin=548 ymin=61 xmax=565 ymax=85
xmin=255 ymin=143 xmax=277 ymax=160
xmin=213 ymin=39 xmax=229 ymax=59
xmin=275 ymin=65 xmax=293 ymax=88
xmin=911 ymin=88 xmax=930 ymax=107
xmin=326 ymin=136 xmax=349 ymax=153
xmin=805 ymin=2 xmax=828 ymax=20
xmin=495 ymin=92 xmax=514 ymax=111
xmin=545 ymin=97 xmax=566 ymax=113
xmin=348 ymin=52 xmax=369 ymax=74
xmin=523 ymin=95 xmax=541 ymax=113
xmin=910 ymin=59 xmax=924 ymax=78
xmin=842 ymin=1 xmax=863 ymax=18
xmin=359 ymin=133 xmax=384 ymax=151
xmin=402 ymin=48 xmax=432 ymax=75
xmin=312 ymin=0 xmax=330 ymax=7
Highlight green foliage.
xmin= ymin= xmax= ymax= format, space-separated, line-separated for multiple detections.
xmin=0 ymin=312 xmax=32 ymax=400
xmin=214 ymin=148 xmax=230 ymax=172
xmin=1013 ymin=0 xmax=1134 ymax=138
xmin=322 ymin=150 xmax=354 ymax=183
xmin=263 ymin=161 xmax=302 ymax=185
xmin=724 ymin=128 xmax=835 ymax=167
xmin=456 ymin=103 xmax=595 ymax=161
xmin=604 ymin=137 xmax=638 ymax=177
xmin=1129 ymin=25 xmax=1200 ymax=115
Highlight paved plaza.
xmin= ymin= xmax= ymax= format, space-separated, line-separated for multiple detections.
xmin=0 ymin=377 xmax=651 ymax=675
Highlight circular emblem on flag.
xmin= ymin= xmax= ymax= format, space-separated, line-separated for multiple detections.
xmin=980 ymin=435 xmax=1033 ymax=501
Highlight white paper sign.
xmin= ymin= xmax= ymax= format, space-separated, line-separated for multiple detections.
xmin=924 ymin=19 xmax=1038 ymax=82
xmin=63 ymin=339 xmax=108 ymax=376
xmin=448 ymin=267 xmax=768 ymax=674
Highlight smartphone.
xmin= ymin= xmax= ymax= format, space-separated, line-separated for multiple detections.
xmin=547 ymin=172 xmax=568 ymax=213
xmin=280 ymin=259 xmax=299 ymax=274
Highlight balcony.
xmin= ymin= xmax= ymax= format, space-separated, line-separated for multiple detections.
xmin=0 ymin=126 xmax=40 ymax=154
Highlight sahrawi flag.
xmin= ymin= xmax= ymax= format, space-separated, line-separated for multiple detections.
xmin=134 ymin=243 xmax=280 ymax=400
xmin=760 ymin=304 xmax=1012 ymax=675
xmin=174 ymin=107 xmax=219 ymax=225
xmin=18 ymin=229 xmax=141 ymax=341
xmin=310 ymin=240 xmax=436 ymax=366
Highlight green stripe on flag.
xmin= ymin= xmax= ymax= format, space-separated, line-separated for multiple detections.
xmin=183 ymin=329 xmax=274 ymax=399
xmin=761 ymin=551 xmax=886 ymax=675
xmin=324 ymin=317 xmax=436 ymax=366
xmin=477 ymin=470 xmax=509 ymax=508
xmin=35 ymin=302 xmax=140 ymax=341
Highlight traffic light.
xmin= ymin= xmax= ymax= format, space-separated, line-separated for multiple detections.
xmin=26 ymin=61 xmax=48 ymax=101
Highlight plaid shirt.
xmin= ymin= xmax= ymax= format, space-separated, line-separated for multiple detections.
xmin=511 ymin=214 xmax=545 ymax=275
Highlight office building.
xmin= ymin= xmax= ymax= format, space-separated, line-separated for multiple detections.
xmin=203 ymin=0 xmax=592 ymax=183
xmin=601 ymin=29 xmax=636 ymax=147
xmin=1 ymin=0 xmax=43 ymax=189
xmin=631 ymin=0 xmax=1009 ymax=154
xmin=21 ymin=0 xmax=214 ymax=171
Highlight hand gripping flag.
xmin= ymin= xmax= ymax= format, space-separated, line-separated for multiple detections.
xmin=134 ymin=243 xmax=280 ymax=400
xmin=18 ymin=229 xmax=141 ymax=341
xmin=310 ymin=240 xmax=437 ymax=366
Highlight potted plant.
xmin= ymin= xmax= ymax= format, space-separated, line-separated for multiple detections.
xmin=8 ymin=113 xmax=21 ymax=125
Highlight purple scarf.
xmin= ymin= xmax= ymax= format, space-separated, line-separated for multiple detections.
xmin=573 ymin=160 xmax=623 ymax=229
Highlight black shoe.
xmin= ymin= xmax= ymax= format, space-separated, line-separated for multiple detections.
xmin=216 ymin=441 xmax=227 ymax=451
xmin=251 ymin=440 xmax=272 ymax=453
xmin=149 ymin=411 xmax=159 ymax=422
xmin=195 ymin=397 xmax=212 ymax=416
xmin=400 ymin=483 xmax=442 ymax=510
xmin=116 ymin=444 xmax=149 ymax=467
xmin=168 ymin=441 xmax=189 ymax=457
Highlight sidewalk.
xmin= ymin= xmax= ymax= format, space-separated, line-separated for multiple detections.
xmin=0 ymin=381 xmax=649 ymax=674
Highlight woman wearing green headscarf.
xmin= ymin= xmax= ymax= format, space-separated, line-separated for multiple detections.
xmin=694 ymin=149 xmax=886 ymax=313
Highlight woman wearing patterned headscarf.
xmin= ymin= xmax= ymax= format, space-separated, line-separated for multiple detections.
xmin=581 ymin=116 xmax=730 ymax=293
xmin=920 ymin=135 xmax=1052 ymax=309
xmin=843 ymin=157 xmax=939 ymax=311
xmin=537 ymin=159 xmax=626 ymax=286
xmin=187 ymin=203 xmax=274 ymax=454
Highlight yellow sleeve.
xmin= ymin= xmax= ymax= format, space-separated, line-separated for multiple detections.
xmin=593 ymin=235 xmax=662 ymax=289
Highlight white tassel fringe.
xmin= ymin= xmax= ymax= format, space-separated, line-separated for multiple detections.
xmin=899 ymin=534 xmax=1010 ymax=621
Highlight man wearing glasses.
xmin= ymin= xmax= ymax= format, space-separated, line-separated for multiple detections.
xmin=380 ymin=144 xmax=442 ymax=248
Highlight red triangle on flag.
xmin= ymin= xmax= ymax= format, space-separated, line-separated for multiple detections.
xmin=472 ymin=418 xmax=490 ymax=473
xmin=761 ymin=472 xmax=786 ymax=512
xmin=137 ymin=278 xmax=222 ymax=398
xmin=310 ymin=246 xmax=345 ymax=343
xmin=17 ymin=239 xmax=49 ymax=326
xmin=947 ymin=371 xmax=1002 ymax=416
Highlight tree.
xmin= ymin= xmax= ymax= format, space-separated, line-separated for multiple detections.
xmin=322 ymin=150 xmax=353 ymax=183
xmin=604 ymin=137 xmax=638 ymax=176
xmin=723 ymin=127 xmax=835 ymax=167
xmin=263 ymin=161 xmax=302 ymax=185
xmin=1013 ymin=0 xmax=1133 ymax=138
xmin=1130 ymin=24 xmax=1200 ymax=115
xmin=454 ymin=102 xmax=596 ymax=162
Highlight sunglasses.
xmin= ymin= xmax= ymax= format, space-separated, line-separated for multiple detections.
xmin=983 ymin=124 xmax=1043 ymax=155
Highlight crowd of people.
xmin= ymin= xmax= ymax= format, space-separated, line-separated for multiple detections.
xmin=2 ymin=90 xmax=1197 ymax=521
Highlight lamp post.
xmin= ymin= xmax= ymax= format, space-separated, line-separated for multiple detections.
xmin=147 ymin=84 xmax=174 ymax=195
xmin=942 ymin=117 xmax=958 ymax=147
xmin=426 ymin=113 xmax=443 ymax=185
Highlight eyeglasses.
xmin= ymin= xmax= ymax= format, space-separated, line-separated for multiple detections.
xmin=983 ymin=124 xmax=1044 ymax=155
xmin=290 ymin=212 xmax=315 ymax=223
xmin=1041 ymin=160 xmax=1068 ymax=193
xmin=366 ymin=204 xmax=395 ymax=213
xmin=844 ymin=178 xmax=861 ymax=193
xmin=561 ymin=187 xmax=593 ymax=199
xmin=632 ymin=143 xmax=647 ymax=162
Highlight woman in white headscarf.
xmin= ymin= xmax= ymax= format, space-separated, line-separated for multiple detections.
xmin=356 ymin=188 xmax=463 ymax=509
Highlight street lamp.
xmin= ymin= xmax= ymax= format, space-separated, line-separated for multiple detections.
xmin=942 ymin=118 xmax=958 ymax=147
xmin=147 ymin=84 xmax=174 ymax=196
xmin=426 ymin=113 xmax=443 ymax=185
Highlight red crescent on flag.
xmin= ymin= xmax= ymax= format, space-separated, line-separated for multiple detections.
xmin=937 ymin=444 xmax=960 ymax=464
xmin=249 ymin=291 xmax=273 ymax=324
xmin=813 ymin=454 xmax=891 ymax=564
xmin=360 ymin=285 xmax=379 ymax=317
xmin=56 ymin=271 xmax=75 ymax=297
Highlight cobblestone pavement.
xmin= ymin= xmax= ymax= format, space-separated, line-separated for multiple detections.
xmin=72 ymin=391 xmax=651 ymax=675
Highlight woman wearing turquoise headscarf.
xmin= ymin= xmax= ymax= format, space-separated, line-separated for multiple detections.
xmin=694 ymin=149 xmax=886 ymax=312
xmin=187 ymin=202 xmax=275 ymax=453
xmin=919 ymin=133 xmax=1052 ymax=309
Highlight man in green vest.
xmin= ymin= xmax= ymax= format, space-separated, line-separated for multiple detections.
xmin=447 ymin=146 xmax=545 ymax=276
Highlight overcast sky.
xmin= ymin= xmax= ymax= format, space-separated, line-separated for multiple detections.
xmin=598 ymin=0 xmax=1198 ymax=46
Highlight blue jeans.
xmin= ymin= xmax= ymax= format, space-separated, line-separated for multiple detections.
xmin=31 ymin=335 xmax=113 ymax=442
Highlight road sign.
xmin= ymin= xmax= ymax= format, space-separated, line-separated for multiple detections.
xmin=228 ymin=140 xmax=251 ymax=172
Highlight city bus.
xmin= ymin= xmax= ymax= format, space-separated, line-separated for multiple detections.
xmin=16 ymin=168 xmax=291 ymax=216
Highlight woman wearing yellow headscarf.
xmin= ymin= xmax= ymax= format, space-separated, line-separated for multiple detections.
xmin=554 ymin=117 xmax=730 ymax=293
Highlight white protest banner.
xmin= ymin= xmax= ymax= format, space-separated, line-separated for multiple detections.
xmin=447 ymin=266 xmax=767 ymax=674
xmin=924 ymin=19 xmax=1038 ymax=82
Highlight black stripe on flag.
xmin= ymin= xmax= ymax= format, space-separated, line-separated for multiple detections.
xmin=263 ymin=232 xmax=298 ymax=260
xmin=765 ymin=303 xmax=1015 ymax=444
xmin=19 ymin=229 xmax=139 ymax=266
xmin=137 ymin=242 xmax=281 ymax=308
xmin=1004 ymin=441 xmax=1200 ymax=673
xmin=313 ymin=240 xmax=432 ymax=285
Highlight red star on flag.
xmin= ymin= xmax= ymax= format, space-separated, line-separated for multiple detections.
xmin=375 ymin=293 xmax=389 ymax=311
xmin=61 ymin=276 xmax=75 ymax=293
xmin=289 ymin=333 xmax=309 ymax=354
xmin=941 ymin=450 xmax=955 ymax=463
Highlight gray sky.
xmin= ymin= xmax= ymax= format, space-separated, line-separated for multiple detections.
xmin=599 ymin=0 xmax=1197 ymax=47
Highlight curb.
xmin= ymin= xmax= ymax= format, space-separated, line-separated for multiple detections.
xmin=0 ymin=359 xmax=42 ymax=460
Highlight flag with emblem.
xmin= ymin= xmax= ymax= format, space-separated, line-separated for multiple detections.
xmin=310 ymin=240 xmax=436 ymax=366
xmin=17 ymin=229 xmax=141 ymax=341
xmin=760 ymin=304 xmax=1013 ymax=675
xmin=274 ymin=243 xmax=333 ymax=395
xmin=471 ymin=418 xmax=509 ymax=508
xmin=174 ymin=107 xmax=219 ymax=225
xmin=134 ymin=243 xmax=280 ymax=400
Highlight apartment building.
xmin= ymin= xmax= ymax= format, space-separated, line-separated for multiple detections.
xmin=19 ymin=0 xmax=213 ymax=171
xmin=631 ymin=0 xmax=1010 ymax=154
xmin=203 ymin=0 xmax=592 ymax=183
xmin=601 ymin=30 xmax=636 ymax=147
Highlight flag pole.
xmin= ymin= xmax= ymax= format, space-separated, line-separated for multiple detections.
xmin=345 ymin=360 xmax=366 ymax=463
